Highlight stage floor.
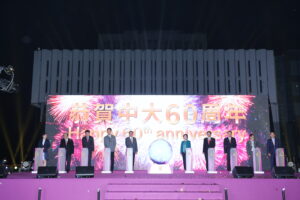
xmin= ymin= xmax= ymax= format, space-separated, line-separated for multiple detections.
xmin=5 ymin=170 xmax=300 ymax=179
xmin=1 ymin=171 xmax=300 ymax=200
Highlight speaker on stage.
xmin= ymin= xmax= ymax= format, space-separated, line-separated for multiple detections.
xmin=232 ymin=166 xmax=254 ymax=178
xmin=37 ymin=166 xmax=58 ymax=178
xmin=75 ymin=166 xmax=94 ymax=178
xmin=272 ymin=167 xmax=295 ymax=178
xmin=0 ymin=166 xmax=8 ymax=178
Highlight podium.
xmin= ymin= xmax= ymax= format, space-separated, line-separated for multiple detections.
xmin=102 ymin=148 xmax=111 ymax=173
xmin=81 ymin=148 xmax=89 ymax=166
xmin=207 ymin=148 xmax=217 ymax=174
xmin=253 ymin=147 xmax=264 ymax=174
xmin=276 ymin=148 xmax=285 ymax=167
xmin=32 ymin=148 xmax=43 ymax=173
xmin=185 ymin=148 xmax=194 ymax=174
xmin=125 ymin=148 xmax=134 ymax=174
xmin=57 ymin=148 xmax=66 ymax=173
xmin=230 ymin=148 xmax=238 ymax=172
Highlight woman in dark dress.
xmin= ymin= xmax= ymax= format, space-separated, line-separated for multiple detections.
xmin=37 ymin=133 xmax=51 ymax=166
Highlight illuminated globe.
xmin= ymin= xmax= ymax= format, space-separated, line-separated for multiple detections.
xmin=148 ymin=139 xmax=173 ymax=164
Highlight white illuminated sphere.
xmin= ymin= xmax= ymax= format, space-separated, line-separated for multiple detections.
xmin=148 ymin=139 xmax=173 ymax=164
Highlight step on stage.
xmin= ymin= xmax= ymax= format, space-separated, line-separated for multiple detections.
xmin=0 ymin=171 xmax=300 ymax=200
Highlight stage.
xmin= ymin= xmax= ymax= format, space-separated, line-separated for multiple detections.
xmin=0 ymin=171 xmax=300 ymax=200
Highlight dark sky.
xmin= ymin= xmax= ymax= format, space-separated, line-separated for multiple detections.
xmin=0 ymin=0 xmax=300 ymax=164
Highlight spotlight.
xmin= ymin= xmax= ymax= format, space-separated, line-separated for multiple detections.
xmin=1 ymin=159 xmax=7 ymax=164
xmin=0 ymin=65 xmax=18 ymax=93
xmin=21 ymin=161 xmax=32 ymax=171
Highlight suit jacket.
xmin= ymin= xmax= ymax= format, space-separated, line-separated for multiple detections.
xmin=37 ymin=139 xmax=51 ymax=153
xmin=125 ymin=137 xmax=138 ymax=153
xmin=267 ymin=138 xmax=281 ymax=155
xmin=246 ymin=140 xmax=258 ymax=156
xmin=60 ymin=138 xmax=74 ymax=155
xmin=203 ymin=137 xmax=216 ymax=154
xmin=180 ymin=140 xmax=191 ymax=154
xmin=82 ymin=136 xmax=94 ymax=151
xmin=104 ymin=135 xmax=116 ymax=152
xmin=223 ymin=137 xmax=237 ymax=154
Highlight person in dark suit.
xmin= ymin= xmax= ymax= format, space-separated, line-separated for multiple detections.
xmin=60 ymin=133 xmax=74 ymax=172
xmin=37 ymin=133 xmax=51 ymax=166
xmin=203 ymin=131 xmax=216 ymax=170
xmin=267 ymin=132 xmax=281 ymax=170
xmin=82 ymin=129 xmax=94 ymax=166
xmin=180 ymin=134 xmax=191 ymax=170
xmin=246 ymin=134 xmax=258 ymax=167
xmin=125 ymin=131 xmax=138 ymax=169
xmin=223 ymin=131 xmax=237 ymax=171
xmin=104 ymin=128 xmax=116 ymax=172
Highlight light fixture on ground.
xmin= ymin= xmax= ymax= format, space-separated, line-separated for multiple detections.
xmin=21 ymin=161 xmax=32 ymax=171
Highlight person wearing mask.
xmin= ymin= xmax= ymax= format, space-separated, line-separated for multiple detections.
xmin=60 ymin=133 xmax=74 ymax=172
xmin=267 ymin=132 xmax=281 ymax=170
xmin=125 ymin=130 xmax=138 ymax=169
xmin=82 ymin=129 xmax=94 ymax=166
xmin=223 ymin=131 xmax=237 ymax=171
xmin=180 ymin=134 xmax=191 ymax=170
xmin=37 ymin=133 xmax=51 ymax=166
xmin=104 ymin=128 xmax=116 ymax=172
xmin=203 ymin=131 xmax=216 ymax=170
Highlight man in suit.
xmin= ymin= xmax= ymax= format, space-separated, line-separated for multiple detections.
xmin=203 ymin=131 xmax=216 ymax=171
xmin=82 ymin=129 xmax=94 ymax=166
xmin=246 ymin=134 xmax=258 ymax=167
xmin=223 ymin=131 xmax=237 ymax=171
xmin=267 ymin=132 xmax=281 ymax=170
xmin=104 ymin=127 xmax=116 ymax=172
xmin=125 ymin=131 xmax=138 ymax=169
xmin=60 ymin=133 xmax=74 ymax=172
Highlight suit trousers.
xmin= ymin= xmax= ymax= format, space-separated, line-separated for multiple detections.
xmin=66 ymin=153 xmax=72 ymax=172
xmin=132 ymin=152 xmax=136 ymax=170
xmin=110 ymin=152 xmax=115 ymax=172
xmin=88 ymin=150 xmax=92 ymax=166
xmin=226 ymin=153 xmax=231 ymax=171
xmin=204 ymin=152 xmax=209 ymax=170
xmin=181 ymin=153 xmax=186 ymax=170
xmin=270 ymin=153 xmax=276 ymax=170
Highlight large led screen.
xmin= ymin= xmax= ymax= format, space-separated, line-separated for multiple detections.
xmin=46 ymin=95 xmax=270 ymax=170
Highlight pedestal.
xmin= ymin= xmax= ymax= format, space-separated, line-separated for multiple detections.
xmin=125 ymin=148 xmax=134 ymax=174
xmin=253 ymin=147 xmax=264 ymax=174
xmin=276 ymin=148 xmax=285 ymax=167
xmin=185 ymin=148 xmax=194 ymax=174
xmin=102 ymin=148 xmax=111 ymax=173
xmin=58 ymin=148 xmax=66 ymax=173
xmin=81 ymin=148 xmax=89 ymax=166
xmin=208 ymin=148 xmax=217 ymax=174
xmin=230 ymin=148 xmax=238 ymax=172
xmin=32 ymin=148 xmax=43 ymax=174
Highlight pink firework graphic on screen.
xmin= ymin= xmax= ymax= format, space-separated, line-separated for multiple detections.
xmin=48 ymin=95 xmax=123 ymax=170
xmin=203 ymin=95 xmax=254 ymax=168
xmin=207 ymin=95 xmax=254 ymax=120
